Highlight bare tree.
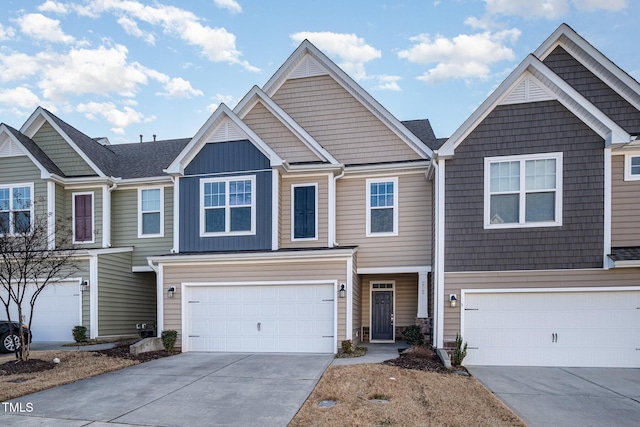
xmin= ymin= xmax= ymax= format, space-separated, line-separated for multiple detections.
xmin=0 ymin=195 xmax=77 ymax=361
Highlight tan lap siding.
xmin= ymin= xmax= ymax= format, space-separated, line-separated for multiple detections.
xmin=611 ymin=155 xmax=640 ymax=246
xmin=163 ymin=260 xmax=348 ymax=349
xmin=280 ymin=174 xmax=329 ymax=248
xmin=337 ymin=173 xmax=431 ymax=268
xmin=444 ymin=268 xmax=640 ymax=342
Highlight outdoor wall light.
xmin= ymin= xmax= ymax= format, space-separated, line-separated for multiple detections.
xmin=80 ymin=281 xmax=89 ymax=292
xmin=339 ymin=284 xmax=346 ymax=298
xmin=167 ymin=286 xmax=176 ymax=299
xmin=449 ymin=294 xmax=457 ymax=308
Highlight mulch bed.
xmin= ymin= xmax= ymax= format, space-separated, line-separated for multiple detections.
xmin=382 ymin=346 xmax=470 ymax=375
xmin=0 ymin=339 xmax=175 ymax=376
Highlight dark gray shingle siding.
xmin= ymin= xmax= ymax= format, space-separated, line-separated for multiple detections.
xmin=444 ymin=100 xmax=604 ymax=272
xmin=543 ymin=46 xmax=640 ymax=134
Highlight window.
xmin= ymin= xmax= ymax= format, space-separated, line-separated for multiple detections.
xmin=484 ymin=152 xmax=562 ymax=228
xmin=200 ymin=176 xmax=255 ymax=236
xmin=292 ymin=184 xmax=317 ymax=240
xmin=624 ymin=154 xmax=640 ymax=181
xmin=0 ymin=184 xmax=33 ymax=235
xmin=138 ymin=188 xmax=164 ymax=237
xmin=366 ymin=177 xmax=398 ymax=236
xmin=73 ymin=192 xmax=94 ymax=243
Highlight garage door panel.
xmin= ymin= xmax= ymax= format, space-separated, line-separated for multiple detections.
xmin=464 ymin=290 xmax=640 ymax=367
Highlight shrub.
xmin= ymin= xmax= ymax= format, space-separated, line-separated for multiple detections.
xmin=161 ymin=330 xmax=178 ymax=352
xmin=341 ymin=339 xmax=353 ymax=353
xmin=452 ymin=333 xmax=468 ymax=366
xmin=72 ymin=325 xmax=87 ymax=342
xmin=403 ymin=324 xmax=424 ymax=346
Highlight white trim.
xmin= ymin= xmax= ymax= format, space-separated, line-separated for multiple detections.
xmin=484 ymin=152 xmax=563 ymax=229
xmin=156 ymin=264 xmax=164 ymax=336
xmin=365 ymin=177 xmax=399 ymax=237
xmin=603 ymin=148 xmax=612 ymax=269
xmin=0 ymin=182 xmax=35 ymax=236
xmin=271 ymin=169 xmax=279 ymax=250
xmin=77 ymin=278 xmax=83 ymax=327
xmin=47 ymin=181 xmax=55 ymax=250
xmin=342 ymin=163 xmax=430 ymax=178
xmin=291 ymin=182 xmax=318 ymax=241
xmin=0 ymin=124 xmax=52 ymax=179
xmin=435 ymin=159 xmax=445 ymax=349
xmin=150 ymin=247 xmax=356 ymax=265
xmin=72 ymin=191 xmax=95 ymax=244
xmin=132 ymin=266 xmax=154 ymax=273
xmin=346 ymin=257 xmax=353 ymax=340
xmin=358 ymin=266 xmax=431 ymax=275
xmin=623 ymin=153 xmax=640 ymax=181
xmin=89 ymin=255 xmax=98 ymax=339
xmin=102 ymin=185 xmax=110 ymax=248
xmin=138 ymin=187 xmax=165 ymax=238
xmin=85 ymin=246 xmax=133 ymax=256
xmin=369 ymin=281 xmax=395 ymax=343
xmin=328 ymin=174 xmax=336 ymax=246
xmin=173 ymin=176 xmax=180 ymax=253
xmin=611 ymin=260 xmax=640 ymax=268
xmin=199 ymin=175 xmax=256 ymax=237
xmin=181 ymin=280 xmax=338 ymax=354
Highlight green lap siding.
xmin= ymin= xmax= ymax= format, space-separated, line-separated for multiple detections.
xmin=97 ymin=251 xmax=156 ymax=336
xmin=0 ymin=155 xmax=47 ymax=217
xmin=32 ymin=122 xmax=96 ymax=176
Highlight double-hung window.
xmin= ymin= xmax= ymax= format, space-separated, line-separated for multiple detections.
xmin=292 ymin=184 xmax=317 ymax=240
xmin=366 ymin=177 xmax=398 ymax=236
xmin=624 ymin=154 xmax=640 ymax=181
xmin=200 ymin=176 xmax=255 ymax=236
xmin=138 ymin=188 xmax=164 ymax=238
xmin=484 ymin=152 xmax=562 ymax=228
xmin=0 ymin=184 xmax=33 ymax=235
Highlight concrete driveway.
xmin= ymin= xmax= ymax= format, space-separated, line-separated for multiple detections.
xmin=467 ymin=366 xmax=640 ymax=427
xmin=0 ymin=352 xmax=333 ymax=427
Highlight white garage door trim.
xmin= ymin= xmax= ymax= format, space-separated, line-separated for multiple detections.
xmin=461 ymin=286 xmax=640 ymax=367
xmin=182 ymin=280 xmax=338 ymax=353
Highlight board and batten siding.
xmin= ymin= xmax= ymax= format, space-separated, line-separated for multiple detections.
xmin=179 ymin=140 xmax=272 ymax=252
xmin=97 ymin=251 xmax=156 ymax=336
xmin=360 ymin=274 xmax=418 ymax=331
xmin=336 ymin=172 xmax=431 ymax=268
xmin=611 ymin=155 xmax=640 ymax=246
xmin=443 ymin=268 xmax=640 ymax=342
xmin=111 ymin=187 xmax=174 ymax=266
xmin=31 ymin=122 xmax=96 ymax=176
xmin=162 ymin=260 xmax=348 ymax=349
xmin=242 ymin=101 xmax=320 ymax=163
xmin=280 ymin=174 xmax=329 ymax=248
xmin=445 ymin=100 xmax=604 ymax=271
xmin=271 ymin=75 xmax=422 ymax=165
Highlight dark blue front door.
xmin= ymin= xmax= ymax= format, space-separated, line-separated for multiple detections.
xmin=372 ymin=291 xmax=393 ymax=340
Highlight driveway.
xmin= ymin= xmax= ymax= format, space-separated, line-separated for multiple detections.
xmin=0 ymin=352 xmax=333 ymax=427
xmin=467 ymin=366 xmax=640 ymax=427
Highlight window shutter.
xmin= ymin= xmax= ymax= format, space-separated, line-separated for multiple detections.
xmin=75 ymin=194 xmax=92 ymax=242
xmin=294 ymin=186 xmax=315 ymax=239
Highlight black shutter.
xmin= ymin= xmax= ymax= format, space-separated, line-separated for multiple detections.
xmin=294 ymin=186 xmax=315 ymax=239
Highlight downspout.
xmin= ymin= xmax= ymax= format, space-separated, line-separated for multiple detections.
xmin=171 ymin=176 xmax=180 ymax=254
xmin=102 ymin=179 xmax=118 ymax=248
xmin=148 ymin=259 xmax=163 ymax=337
xmin=433 ymin=156 xmax=446 ymax=350
xmin=330 ymin=167 xmax=345 ymax=247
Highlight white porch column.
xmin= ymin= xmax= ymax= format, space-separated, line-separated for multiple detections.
xmin=417 ymin=270 xmax=429 ymax=317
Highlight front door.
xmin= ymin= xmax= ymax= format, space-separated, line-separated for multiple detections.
xmin=371 ymin=289 xmax=394 ymax=341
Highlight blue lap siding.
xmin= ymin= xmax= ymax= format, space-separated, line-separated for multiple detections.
xmin=179 ymin=140 xmax=272 ymax=252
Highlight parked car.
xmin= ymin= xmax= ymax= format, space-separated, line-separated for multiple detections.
xmin=0 ymin=320 xmax=32 ymax=353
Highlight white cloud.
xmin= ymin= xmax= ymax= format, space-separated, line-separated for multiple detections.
xmin=0 ymin=23 xmax=16 ymax=41
xmin=0 ymin=52 xmax=41 ymax=82
xmin=398 ymin=29 xmax=520 ymax=83
xmin=207 ymin=93 xmax=235 ymax=112
xmin=214 ymin=0 xmax=242 ymax=14
xmin=16 ymin=13 xmax=75 ymax=44
xmin=117 ymin=16 xmax=156 ymax=44
xmin=572 ymin=0 xmax=628 ymax=11
xmin=37 ymin=1 xmax=69 ymax=14
xmin=374 ymin=75 xmax=402 ymax=91
xmin=290 ymin=31 xmax=381 ymax=80
xmin=76 ymin=102 xmax=155 ymax=134
xmin=0 ymin=87 xmax=41 ymax=110
xmin=82 ymin=0 xmax=258 ymax=72
xmin=485 ymin=0 xmax=627 ymax=18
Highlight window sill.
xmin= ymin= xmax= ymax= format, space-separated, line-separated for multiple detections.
xmin=484 ymin=221 xmax=562 ymax=230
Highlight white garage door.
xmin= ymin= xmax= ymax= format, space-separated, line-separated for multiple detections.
xmin=9 ymin=282 xmax=81 ymax=341
xmin=463 ymin=290 xmax=640 ymax=367
xmin=186 ymin=283 xmax=335 ymax=353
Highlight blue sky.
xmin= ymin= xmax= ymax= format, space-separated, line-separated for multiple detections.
xmin=0 ymin=0 xmax=637 ymax=144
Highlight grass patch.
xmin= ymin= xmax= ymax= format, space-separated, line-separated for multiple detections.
xmin=290 ymin=364 xmax=526 ymax=427
xmin=61 ymin=339 xmax=113 ymax=347
xmin=335 ymin=346 xmax=367 ymax=358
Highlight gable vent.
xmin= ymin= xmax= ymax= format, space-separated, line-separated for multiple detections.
xmin=0 ymin=135 xmax=25 ymax=158
xmin=208 ymin=119 xmax=247 ymax=143
xmin=500 ymin=74 xmax=554 ymax=105
xmin=290 ymin=55 xmax=327 ymax=79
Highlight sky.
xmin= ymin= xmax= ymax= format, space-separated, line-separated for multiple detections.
xmin=0 ymin=0 xmax=638 ymax=144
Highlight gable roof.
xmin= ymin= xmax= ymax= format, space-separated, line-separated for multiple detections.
xmin=108 ymin=138 xmax=191 ymax=179
xmin=439 ymin=51 xmax=631 ymax=157
xmin=165 ymin=103 xmax=284 ymax=175
xmin=401 ymin=119 xmax=444 ymax=150
xmin=0 ymin=124 xmax=64 ymax=177
xmin=262 ymin=39 xmax=433 ymax=160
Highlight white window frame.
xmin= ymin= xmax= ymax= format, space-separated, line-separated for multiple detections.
xmin=291 ymin=183 xmax=318 ymax=241
xmin=138 ymin=187 xmax=164 ymax=238
xmin=199 ymin=175 xmax=256 ymax=237
xmin=484 ymin=152 xmax=563 ymax=229
xmin=623 ymin=153 xmax=640 ymax=181
xmin=72 ymin=191 xmax=95 ymax=244
xmin=0 ymin=182 xmax=34 ymax=236
xmin=366 ymin=177 xmax=399 ymax=237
